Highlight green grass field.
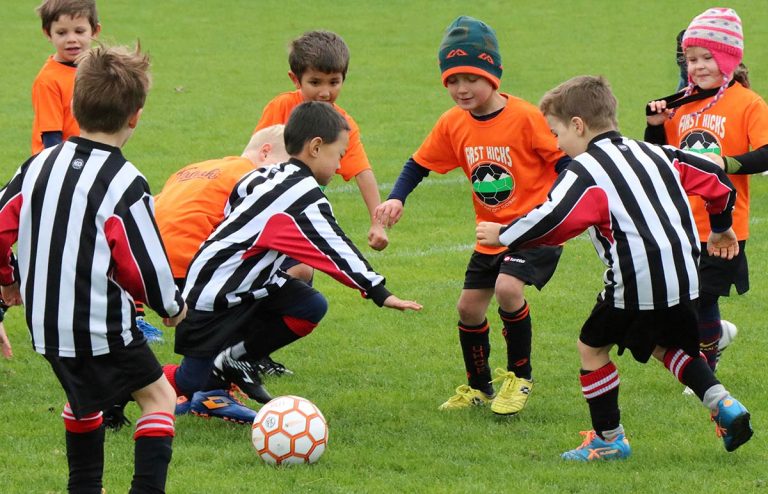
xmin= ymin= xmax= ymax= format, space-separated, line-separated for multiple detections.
xmin=2 ymin=1 xmax=768 ymax=492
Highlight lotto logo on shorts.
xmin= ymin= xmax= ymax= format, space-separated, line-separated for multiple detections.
xmin=504 ymin=256 xmax=525 ymax=264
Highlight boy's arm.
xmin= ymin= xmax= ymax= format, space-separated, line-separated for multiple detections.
xmin=253 ymin=191 xmax=419 ymax=309
xmin=0 ymin=168 xmax=25 ymax=286
xmin=374 ymin=157 xmax=430 ymax=228
xmin=718 ymin=145 xmax=768 ymax=174
xmin=353 ymin=169 xmax=388 ymax=251
xmin=107 ymin=187 xmax=185 ymax=319
xmin=479 ymin=168 xmax=608 ymax=250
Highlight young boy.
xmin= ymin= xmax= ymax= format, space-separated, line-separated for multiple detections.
xmin=163 ymin=101 xmax=421 ymax=421
xmin=155 ymin=124 xmax=290 ymax=407
xmin=375 ymin=16 xmax=569 ymax=415
xmin=254 ymin=30 xmax=388 ymax=264
xmin=0 ymin=44 xmax=186 ymax=490
xmin=32 ymin=0 xmax=100 ymax=155
xmin=476 ymin=75 xmax=753 ymax=460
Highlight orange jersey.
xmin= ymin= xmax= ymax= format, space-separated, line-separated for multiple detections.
xmin=414 ymin=94 xmax=564 ymax=254
xmin=254 ymin=90 xmax=370 ymax=180
xmin=154 ymin=156 xmax=255 ymax=278
xmin=663 ymin=82 xmax=768 ymax=240
xmin=31 ymin=56 xmax=79 ymax=155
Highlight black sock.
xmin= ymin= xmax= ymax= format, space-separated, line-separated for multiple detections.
xmin=580 ymin=364 xmax=621 ymax=437
xmin=243 ymin=315 xmax=303 ymax=359
xmin=131 ymin=436 xmax=173 ymax=494
xmin=681 ymin=356 xmax=721 ymax=401
xmin=135 ymin=301 xmax=146 ymax=318
xmin=499 ymin=303 xmax=532 ymax=380
xmin=458 ymin=320 xmax=493 ymax=394
xmin=66 ymin=427 xmax=105 ymax=493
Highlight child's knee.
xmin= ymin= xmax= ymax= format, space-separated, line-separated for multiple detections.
xmin=495 ymin=274 xmax=525 ymax=303
xmin=134 ymin=377 xmax=177 ymax=414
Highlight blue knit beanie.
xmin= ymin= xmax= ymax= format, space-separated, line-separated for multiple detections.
xmin=438 ymin=16 xmax=502 ymax=89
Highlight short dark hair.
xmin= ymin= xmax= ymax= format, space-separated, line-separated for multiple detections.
xmin=289 ymin=31 xmax=350 ymax=80
xmin=284 ymin=102 xmax=350 ymax=155
xmin=539 ymin=75 xmax=618 ymax=131
xmin=73 ymin=44 xmax=151 ymax=133
xmin=37 ymin=0 xmax=99 ymax=35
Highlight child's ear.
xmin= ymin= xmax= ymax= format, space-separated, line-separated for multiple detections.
xmin=571 ymin=116 xmax=585 ymax=135
xmin=43 ymin=28 xmax=52 ymax=42
xmin=288 ymin=71 xmax=301 ymax=89
xmin=92 ymin=23 xmax=102 ymax=37
xmin=308 ymin=136 xmax=323 ymax=157
xmin=128 ymin=109 xmax=143 ymax=129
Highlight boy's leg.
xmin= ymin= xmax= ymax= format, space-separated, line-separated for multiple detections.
xmin=456 ymin=288 xmax=494 ymax=394
xmin=562 ymin=341 xmax=630 ymax=461
xmin=656 ymin=346 xmax=753 ymax=452
xmin=496 ymin=275 xmax=531 ymax=379
xmin=697 ymin=293 xmax=722 ymax=371
xmin=62 ymin=403 xmax=105 ymax=493
xmin=130 ymin=376 xmax=177 ymax=493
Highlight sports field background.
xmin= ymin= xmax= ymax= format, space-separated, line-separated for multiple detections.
xmin=1 ymin=1 xmax=767 ymax=492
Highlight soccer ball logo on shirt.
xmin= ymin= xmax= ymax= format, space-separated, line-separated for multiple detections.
xmin=471 ymin=162 xmax=515 ymax=209
xmin=679 ymin=130 xmax=722 ymax=156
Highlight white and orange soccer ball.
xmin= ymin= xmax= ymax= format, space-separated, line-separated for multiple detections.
xmin=251 ymin=395 xmax=328 ymax=465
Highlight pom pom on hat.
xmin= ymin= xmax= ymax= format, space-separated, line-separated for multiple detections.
xmin=438 ymin=16 xmax=502 ymax=89
xmin=682 ymin=7 xmax=743 ymax=80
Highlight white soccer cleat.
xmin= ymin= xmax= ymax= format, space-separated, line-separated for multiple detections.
xmin=719 ymin=320 xmax=738 ymax=351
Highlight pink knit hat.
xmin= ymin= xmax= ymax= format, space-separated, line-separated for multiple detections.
xmin=681 ymin=7 xmax=743 ymax=81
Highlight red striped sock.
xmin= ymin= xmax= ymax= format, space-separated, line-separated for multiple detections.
xmin=134 ymin=412 xmax=175 ymax=440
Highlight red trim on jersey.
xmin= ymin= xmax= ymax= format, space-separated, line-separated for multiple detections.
xmin=673 ymin=158 xmax=732 ymax=215
xmin=104 ymin=216 xmax=147 ymax=302
xmin=0 ymin=193 xmax=22 ymax=285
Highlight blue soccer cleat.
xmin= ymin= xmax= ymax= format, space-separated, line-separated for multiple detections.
xmin=189 ymin=389 xmax=257 ymax=425
xmin=561 ymin=430 xmax=631 ymax=461
xmin=175 ymin=395 xmax=191 ymax=416
xmin=712 ymin=396 xmax=753 ymax=452
xmin=136 ymin=316 xmax=164 ymax=344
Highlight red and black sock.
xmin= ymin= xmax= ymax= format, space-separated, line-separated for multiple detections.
xmin=135 ymin=301 xmax=146 ymax=318
xmin=580 ymin=362 xmax=621 ymax=438
xmin=131 ymin=412 xmax=175 ymax=493
xmin=663 ymin=348 xmax=720 ymax=400
xmin=62 ymin=404 xmax=105 ymax=493
xmin=458 ymin=320 xmax=493 ymax=395
xmin=499 ymin=303 xmax=532 ymax=380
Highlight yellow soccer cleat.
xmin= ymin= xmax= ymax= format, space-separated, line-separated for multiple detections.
xmin=439 ymin=384 xmax=494 ymax=410
xmin=490 ymin=368 xmax=533 ymax=415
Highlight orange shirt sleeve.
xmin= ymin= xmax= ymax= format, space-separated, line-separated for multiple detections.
xmin=31 ymin=58 xmax=79 ymax=154
xmin=412 ymin=111 xmax=461 ymax=174
xmin=336 ymin=112 xmax=371 ymax=181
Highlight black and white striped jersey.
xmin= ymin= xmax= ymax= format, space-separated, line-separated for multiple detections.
xmin=0 ymin=137 xmax=184 ymax=357
xmin=183 ymin=157 xmax=391 ymax=311
xmin=497 ymin=131 xmax=736 ymax=310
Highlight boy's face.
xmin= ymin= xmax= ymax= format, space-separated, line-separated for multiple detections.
xmin=685 ymin=46 xmax=724 ymax=90
xmin=290 ymin=69 xmax=344 ymax=105
xmin=312 ymin=130 xmax=350 ymax=186
xmin=546 ymin=115 xmax=587 ymax=158
xmin=445 ymin=73 xmax=496 ymax=116
xmin=46 ymin=15 xmax=100 ymax=64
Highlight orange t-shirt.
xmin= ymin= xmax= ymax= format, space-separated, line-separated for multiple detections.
xmin=663 ymin=82 xmax=768 ymax=240
xmin=254 ymin=90 xmax=370 ymax=181
xmin=413 ymin=94 xmax=564 ymax=254
xmin=154 ymin=156 xmax=255 ymax=278
xmin=31 ymin=56 xmax=79 ymax=155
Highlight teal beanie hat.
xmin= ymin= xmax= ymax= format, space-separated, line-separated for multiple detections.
xmin=438 ymin=16 xmax=502 ymax=89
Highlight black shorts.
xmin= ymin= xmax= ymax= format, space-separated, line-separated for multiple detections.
xmin=44 ymin=342 xmax=163 ymax=419
xmin=579 ymin=298 xmax=700 ymax=363
xmin=463 ymin=246 xmax=563 ymax=290
xmin=175 ymin=278 xmax=321 ymax=358
xmin=699 ymin=241 xmax=748 ymax=297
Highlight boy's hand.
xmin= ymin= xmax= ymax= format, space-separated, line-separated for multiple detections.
xmin=0 ymin=282 xmax=22 ymax=307
xmin=163 ymin=303 xmax=188 ymax=327
xmin=646 ymin=100 xmax=671 ymax=126
xmin=702 ymin=153 xmax=725 ymax=169
xmin=368 ymin=222 xmax=389 ymax=251
xmin=374 ymin=199 xmax=404 ymax=228
xmin=0 ymin=323 xmax=12 ymax=359
xmin=476 ymin=222 xmax=504 ymax=247
xmin=707 ymin=228 xmax=739 ymax=260
xmin=383 ymin=295 xmax=423 ymax=312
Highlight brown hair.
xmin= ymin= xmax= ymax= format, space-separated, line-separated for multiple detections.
xmin=539 ymin=75 xmax=618 ymax=131
xmin=73 ymin=44 xmax=151 ymax=133
xmin=289 ymin=31 xmax=350 ymax=80
xmin=733 ymin=63 xmax=750 ymax=89
xmin=37 ymin=0 xmax=98 ymax=35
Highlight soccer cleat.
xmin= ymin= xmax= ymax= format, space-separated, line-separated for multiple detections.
xmin=213 ymin=352 xmax=273 ymax=404
xmin=561 ymin=430 xmax=631 ymax=461
xmin=438 ymin=385 xmax=494 ymax=410
xmin=711 ymin=396 xmax=753 ymax=452
xmin=136 ymin=317 xmax=164 ymax=344
xmin=250 ymin=355 xmax=294 ymax=377
xmin=489 ymin=368 xmax=533 ymax=415
xmin=175 ymin=395 xmax=191 ymax=416
xmin=189 ymin=389 xmax=257 ymax=424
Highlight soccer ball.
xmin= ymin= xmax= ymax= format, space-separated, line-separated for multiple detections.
xmin=251 ymin=395 xmax=328 ymax=465
xmin=471 ymin=162 xmax=513 ymax=207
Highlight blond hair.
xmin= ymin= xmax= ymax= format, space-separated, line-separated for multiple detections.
xmin=73 ymin=43 xmax=150 ymax=133
xmin=539 ymin=75 xmax=618 ymax=131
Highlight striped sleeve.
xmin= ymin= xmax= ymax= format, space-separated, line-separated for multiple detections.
xmin=0 ymin=166 xmax=27 ymax=284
